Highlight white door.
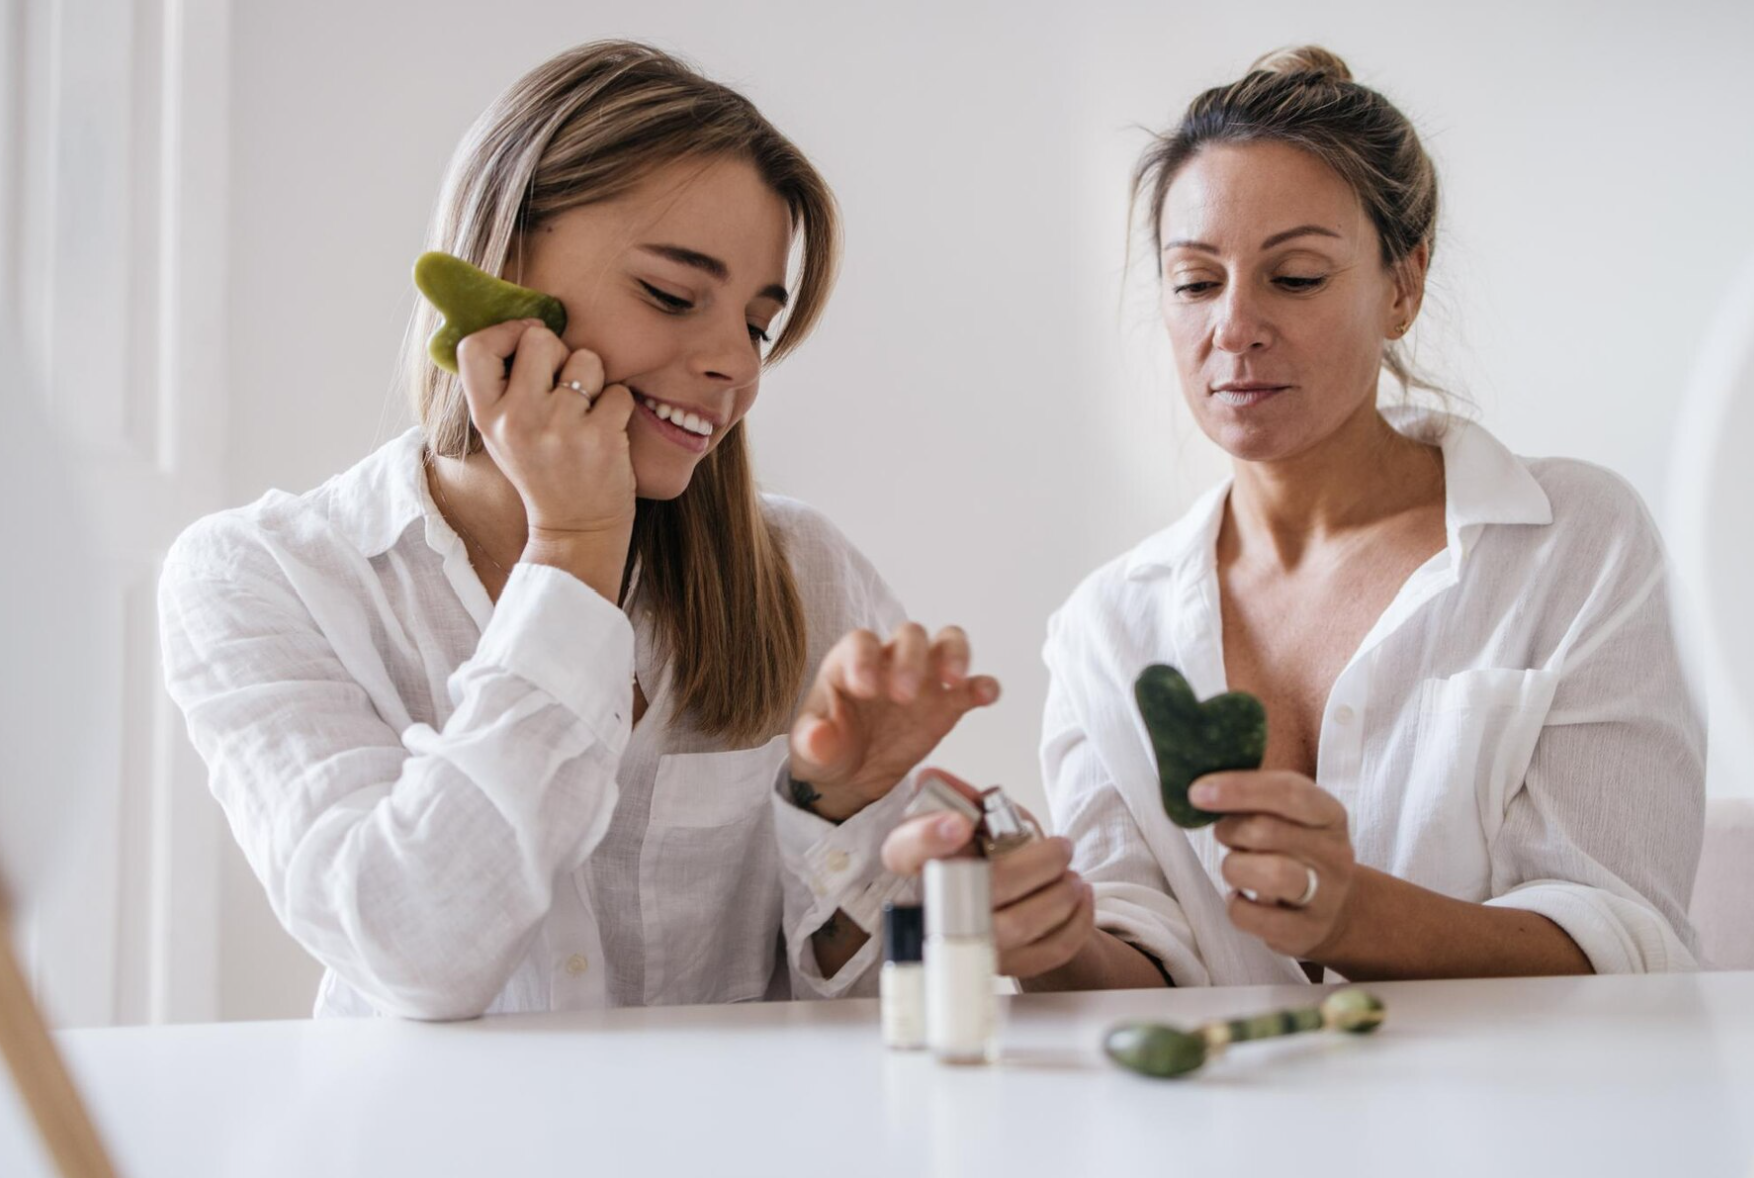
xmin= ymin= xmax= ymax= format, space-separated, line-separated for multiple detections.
xmin=3 ymin=0 xmax=232 ymax=1025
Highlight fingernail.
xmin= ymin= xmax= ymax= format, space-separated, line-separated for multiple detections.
xmin=1190 ymin=782 xmax=1217 ymax=805
xmin=937 ymin=815 xmax=966 ymax=840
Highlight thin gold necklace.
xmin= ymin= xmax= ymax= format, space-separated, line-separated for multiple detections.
xmin=426 ymin=452 xmax=510 ymax=576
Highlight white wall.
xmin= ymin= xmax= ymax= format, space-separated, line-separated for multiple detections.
xmin=211 ymin=0 xmax=1754 ymax=1019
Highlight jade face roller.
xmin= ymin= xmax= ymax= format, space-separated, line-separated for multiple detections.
xmin=1104 ymin=989 xmax=1386 ymax=1079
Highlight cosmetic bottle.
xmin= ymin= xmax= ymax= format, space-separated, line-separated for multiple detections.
xmin=923 ymin=859 xmax=998 ymax=1064
xmin=976 ymin=787 xmax=1041 ymax=857
xmin=880 ymin=903 xmax=926 ymax=1050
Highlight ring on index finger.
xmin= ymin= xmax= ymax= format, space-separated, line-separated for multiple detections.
xmin=560 ymin=379 xmax=595 ymax=406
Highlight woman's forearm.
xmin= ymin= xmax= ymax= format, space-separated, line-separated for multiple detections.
xmin=1021 ymin=927 xmax=1170 ymax=992
xmin=1315 ymin=866 xmax=1593 ymax=981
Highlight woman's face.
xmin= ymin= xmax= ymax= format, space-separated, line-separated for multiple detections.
xmin=517 ymin=156 xmax=793 ymax=500
xmin=1157 ymin=140 xmax=1421 ymax=463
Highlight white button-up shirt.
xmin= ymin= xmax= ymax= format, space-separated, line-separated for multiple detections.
xmin=1042 ymin=411 xmax=1705 ymax=986
xmin=159 ymin=429 xmax=914 ymax=1019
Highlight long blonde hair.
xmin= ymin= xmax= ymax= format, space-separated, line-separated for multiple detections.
xmin=403 ymin=40 xmax=837 ymax=745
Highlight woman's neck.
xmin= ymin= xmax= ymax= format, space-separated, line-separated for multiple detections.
xmin=1225 ymin=401 xmax=1444 ymax=571
xmin=427 ymin=449 xmax=529 ymax=575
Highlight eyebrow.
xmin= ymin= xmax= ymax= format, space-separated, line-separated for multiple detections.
xmin=1162 ymin=225 xmax=1344 ymax=254
xmin=637 ymin=243 xmax=790 ymax=306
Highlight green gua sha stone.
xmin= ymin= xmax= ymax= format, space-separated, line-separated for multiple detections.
xmin=1134 ymin=664 xmax=1267 ymax=828
xmin=1104 ymin=989 xmax=1386 ymax=1080
xmin=413 ymin=251 xmax=568 ymax=373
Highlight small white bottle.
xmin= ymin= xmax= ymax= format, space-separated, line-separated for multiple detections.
xmin=880 ymin=903 xmax=926 ymax=1050
xmin=923 ymin=859 xmax=998 ymax=1065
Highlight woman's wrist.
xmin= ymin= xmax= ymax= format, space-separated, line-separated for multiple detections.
xmin=789 ymin=775 xmax=872 ymax=823
xmin=1021 ymin=926 xmax=1167 ymax=992
xmin=522 ymin=528 xmax=629 ymax=604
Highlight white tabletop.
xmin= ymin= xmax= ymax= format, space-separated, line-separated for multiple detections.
xmin=6 ymin=971 xmax=1754 ymax=1177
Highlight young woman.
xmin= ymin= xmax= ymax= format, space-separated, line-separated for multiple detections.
xmin=158 ymin=41 xmax=998 ymax=1019
xmin=886 ymin=46 xmax=1704 ymax=987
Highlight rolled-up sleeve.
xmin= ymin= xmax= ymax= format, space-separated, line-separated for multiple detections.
xmin=772 ymin=769 xmax=918 ymax=998
xmin=767 ymin=517 xmax=921 ymax=998
xmin=1485 ymin=513 xmax=1705 ymax=973
xmin=160 ymin=539 xmax=635 ymax=1020
xmin=1041 ymin=616 xmax=1207 ymax=987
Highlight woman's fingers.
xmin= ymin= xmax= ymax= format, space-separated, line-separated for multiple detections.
xmin=504 ymin=321 xmax=570 ymax=408
xmin=553 ymin=349 xmax=607 ymax=416
xmin=887 ymin=622 xmax=930 ymax=703
xmin=1000 ymin=881 xmax=1095 ymax=979
xmin=881 ymin=811 xmax=979 ymax=875
xmin=1212 ymin=812 xmax=1313 ymax=854
xmin=930 ymin=625 xmax=971 ymax=688
xmin=1221 ymin=850 xmax=1314 ymax=905
xmin=824 ymin=629 xmax=885 ymax=699
xmin=1190 ymin=770 xmax=1347 ymax=828
xmin=993 ymin=871 xmax=1084 ymax=951
xmin=587 ymin=383 xmax=636 ymax=432
xmin=958 ymin=674 xmax=1001 ymax=709
xmin=989 ymin=836 xmax=1074 ymax=908
xmin=455 ymin=318 xmax=538 ymax=427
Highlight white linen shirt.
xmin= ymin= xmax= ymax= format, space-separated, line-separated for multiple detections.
xmin=159 ymin=428 xmax=916 ymax=1019
xmin=1041 ymin=410 xmax=1705 ymax=986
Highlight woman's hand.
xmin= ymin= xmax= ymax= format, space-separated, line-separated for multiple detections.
xmin=456 ymin=319 xmax=637 ymax=597
xmin=880 ymin=770 xmax=1095 ymax=978
xmin=1194 ymin=770 xmax=1357 ymax=961
xmin=788 ymin=627 xmax=999 ymax=822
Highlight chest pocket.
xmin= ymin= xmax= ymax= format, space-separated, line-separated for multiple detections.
xmin=639 ymin=733 xmax=789 ymax=1005
xmin=1404 ymin=667 xmax=1559 ymax=896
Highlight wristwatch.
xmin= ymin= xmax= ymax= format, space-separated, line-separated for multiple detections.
xmin=787 ymin=774 xmax=843 ymax=824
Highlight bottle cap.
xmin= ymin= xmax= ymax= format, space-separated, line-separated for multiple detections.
xmin=924 ymin=858 xmax=992 ymax=939
xmin=883 ymin=903 xmax=924 ymax=964
xmin=978 ymin=788 xmax=1037 ymax=855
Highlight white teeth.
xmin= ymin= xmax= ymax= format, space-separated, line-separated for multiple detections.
xmin=639 ymin=395 xmax=714 ymax=437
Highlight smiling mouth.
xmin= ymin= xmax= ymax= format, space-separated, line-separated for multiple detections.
xmin=628 ymin=388 xmax=716 ymax=438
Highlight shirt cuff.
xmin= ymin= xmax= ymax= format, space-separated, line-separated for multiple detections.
xmin=1090 ymin=881 xmax=1211 ymax=988
xmin=1486 ymin=879 xmax=1696 ymax=974
xmin=773 ymin=764 xmax=921 ymax=936
xmin=471 ymin=561 xmax=636 ymax=747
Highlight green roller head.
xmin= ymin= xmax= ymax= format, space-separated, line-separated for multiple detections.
xmin=1134 ymin=664 xmax=1267 ymax=828
xmin=1103 ymin=1021 xmax=1209 ymax=1079
xmin=1320 ymin=989 xmax=1387 ymax=1034
xmin=413 ymin=251 xmax=568 ymax=374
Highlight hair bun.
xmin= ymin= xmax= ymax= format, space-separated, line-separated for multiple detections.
xmin=1248 ymin=45 xmax=1353 ymax=84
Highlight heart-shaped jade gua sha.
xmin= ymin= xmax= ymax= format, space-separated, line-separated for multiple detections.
xmin=1134 ymin=664 xmax=1267 ymax=828
xmin=413 ymin=251 xmax=568 ymax=373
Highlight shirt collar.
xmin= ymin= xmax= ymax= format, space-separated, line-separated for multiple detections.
xmin=1124 ymin=407 xmax=1553 ymax=581
xmin=327 ymin=426 xmax=648 ymax=616
xmin=325 ymin=427 xmax=436 ymax=558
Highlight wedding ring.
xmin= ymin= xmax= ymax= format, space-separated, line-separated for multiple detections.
xmin=561 ymin=379 xmax=595 ymax=404
xmin=1287 ymin=865 xmax=1320 ymax=909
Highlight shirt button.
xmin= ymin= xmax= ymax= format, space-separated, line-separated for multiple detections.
xmin=1333 ymin=705 xmax=1356 ymax=726
xmin=565 ymin=954 xmax=589 ymax=976
xmin=826 ymin=850 xmax=851 ymax=873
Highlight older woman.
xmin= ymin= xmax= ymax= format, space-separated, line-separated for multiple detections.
xmin=887 ymin=46 xmax=1704 ymax=987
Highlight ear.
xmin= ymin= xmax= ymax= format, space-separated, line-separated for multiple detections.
xmin=1388 ymin=241 xmax=1431 ymax=338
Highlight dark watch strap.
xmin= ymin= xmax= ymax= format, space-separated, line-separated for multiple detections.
xmin=788 ymin=776 xmax=843 ymax=825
